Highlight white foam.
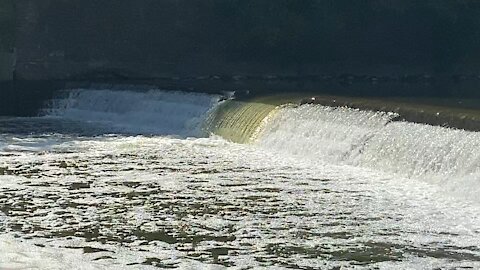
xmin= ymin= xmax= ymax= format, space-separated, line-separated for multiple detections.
xmin=256 ymin=104 xmax=480 ymax=201
xmin=2 ymin=97 xmax=480 ymax=269
xmin=1 ymin=135 xmax=480 ymax=269
xmin=257 ymin=105 xmax=394 ymax=163
xmin=43 ymin=89 xmax=221 ymax=136
xmin=0 ymin=234 xmax=111 ymax=270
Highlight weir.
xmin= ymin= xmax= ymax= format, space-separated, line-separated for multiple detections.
xmin=208 ymin=97 xmax=480 ymax=198
xmin=204 ymin=100 xmax=278 ymax=144
xmin=42 ymin=89 xmax=480 ymax=191
xmin=204 ymin=94 xmax=306 ymax=143
xmin=3 ymin=2 xmax=480 ymax=268
xmin=0 ymin=87 xmax=478 ymax=267
xmin=303 ymin=96 xmax=480 ymax=132
xmin=255 ymin=105 xmax=480 ymax=189
xmin=43 ymin=89 xmax=220 ymax=136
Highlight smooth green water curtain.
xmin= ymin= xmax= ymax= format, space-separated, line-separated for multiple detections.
xmin=205 ymin=100 xmax=279 ymax=144
xmin=204 ymin=95 xmax=306 ymax=143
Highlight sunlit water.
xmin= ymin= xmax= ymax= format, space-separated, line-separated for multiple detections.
xmin=0 ymin=89 xmax=479 ymax=269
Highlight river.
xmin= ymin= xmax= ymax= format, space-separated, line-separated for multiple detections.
xmin=0 ymin=89 xmax=479 ymax=269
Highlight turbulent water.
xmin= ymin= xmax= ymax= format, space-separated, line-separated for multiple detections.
xmin=1 ymin=89 xmax=479 ymax=269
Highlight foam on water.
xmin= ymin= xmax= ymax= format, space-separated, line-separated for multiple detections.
xmin=0 ymin=234 xmax=111 ymax=270
xmin=0 ymin=135 xmax=479 ymax=269
xmin=43 ymin=89 xmax=221 ymax=136
xmin=2 ymin=91 xmax=480 ymax=268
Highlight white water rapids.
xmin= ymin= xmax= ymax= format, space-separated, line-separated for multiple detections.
xmin=257 ymin=105 xmax=480 ymax=201
xmin=42 ymin=89 xmax=220 ymax=136
xmin=0 ymin=89 xmax=479 ymax=269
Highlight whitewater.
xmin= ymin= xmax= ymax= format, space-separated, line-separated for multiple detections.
xmin=0 ymin=88 xmax=479 ymax=269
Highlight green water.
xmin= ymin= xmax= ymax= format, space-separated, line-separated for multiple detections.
xmin=205 ymin=95 xmax=308 ymax=143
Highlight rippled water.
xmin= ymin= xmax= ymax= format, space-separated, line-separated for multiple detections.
xmin=1 ymin=90 xmax=480 ymax=269
xmin=0 ymin=126 xmax=479 ymax=269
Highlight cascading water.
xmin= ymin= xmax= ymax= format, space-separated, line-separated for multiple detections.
xmin=256 ymin=105 xmax=396 ymax=163
xmin=40 ymin=90 xmax=480 ymax=189
xmin=204 ymin=100 xmax=279 ymax=143
xmin=40 ymin=90 xmax=480 ymax=187
xmin=2 ymin=89 xmax=480 ymax=269
xmin=42 ymin=89 xmax=221 ymax=136
xmin=255 ymin=104 xmax=480 ymax=200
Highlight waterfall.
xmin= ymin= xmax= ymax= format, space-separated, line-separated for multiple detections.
xmin=255 ymin=104 xmax=480 ymax=198
xmin=42 ymin=89 xmax=221 ymax=137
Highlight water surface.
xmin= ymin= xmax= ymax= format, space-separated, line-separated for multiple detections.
xmin=1 ymin=89 xmax=479 ymax=269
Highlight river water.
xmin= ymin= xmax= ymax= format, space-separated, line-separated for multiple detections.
xmin=0 ymin=89 xmax=479 ymax=269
